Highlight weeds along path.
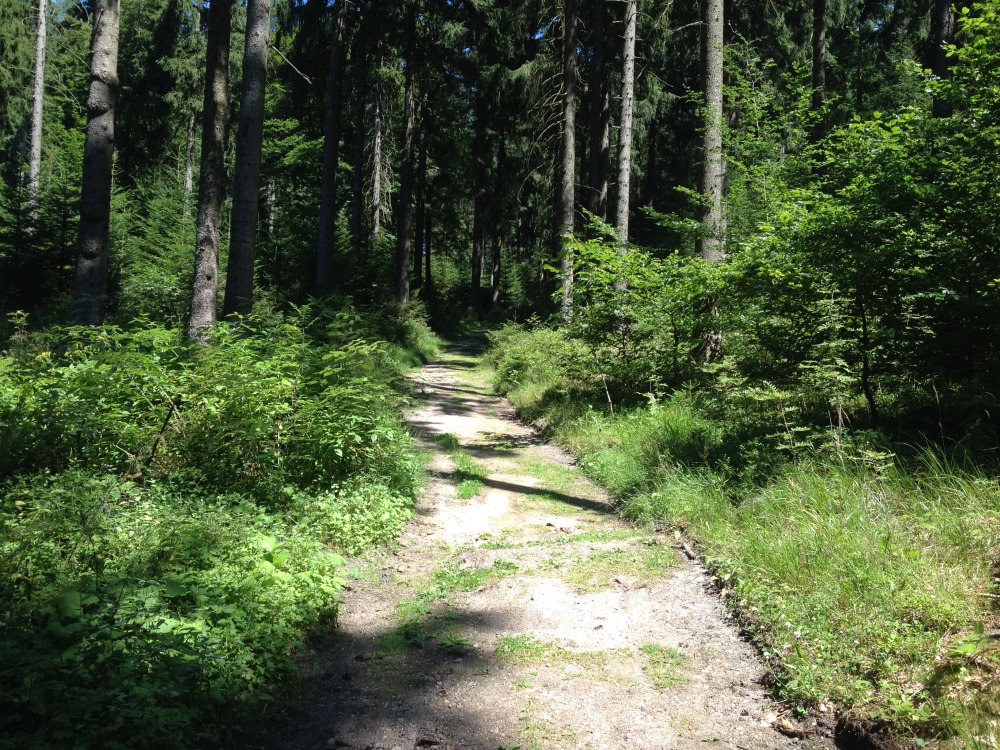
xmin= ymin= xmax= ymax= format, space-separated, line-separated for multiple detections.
xmin=257 ymin=342 xmax=837 ymax=750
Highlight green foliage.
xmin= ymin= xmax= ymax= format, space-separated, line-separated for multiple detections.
xmin=0 ymin=313 xmax=420 ymax=748
xmin=484 ymin=322 xmax=596 ymax=426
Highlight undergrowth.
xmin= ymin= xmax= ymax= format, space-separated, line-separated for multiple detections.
xmin=0 ymin=303 xmax=434 ymax=749
xmin=485 ymin=322 xmax=1000 ymax=746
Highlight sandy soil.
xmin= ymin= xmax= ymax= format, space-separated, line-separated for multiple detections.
xmin=252 ymin=343 xmax=839 ymax=750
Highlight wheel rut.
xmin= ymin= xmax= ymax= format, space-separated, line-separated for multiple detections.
xmin=254 ymin=343 xmax=837 ymax=750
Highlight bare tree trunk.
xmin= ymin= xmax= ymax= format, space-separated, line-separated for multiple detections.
xmin=26 ymin=0 xmax=47 ymax=231
xmin=413 ymin=117 xmax=426 ymax=291
xmin=811 ymin=0 xmax=826 ymax=110
xmin=369 ymin=31 xmax=385 ymax=249
xmin=424 ymin=203 xmax=432 ymax=293
xmin=697 ymin=0 xmax=725 ymax=361
xmin=265 ymin=176 xmax=276 ymax=234
xmin=587 ymin=0 xmax=609 ymax=222
xmin=314 ymin=1 xmax=348 ymax=295
xmin=223 ymin=0 xmax=270 ymax=318
xmin=491 ymin=132 xmax=507 ymax=312
xmin=698 ymin=0 xmax=725 ymax=264
xmin=557 ymin=0 xmax=578 ymax=322
xmin=471 ymin=101 xmax=487 ymax=310
xmin=931 ymin=0 xmax=955 ymax=118
xmin=183 ymin=107 xmax=196 ymax=214
xmin=350 ymin=33 xmax=365 ymax=256
xmin=614 ymin=0 xmax=636 ymax=253
xmin=188 ymin=0 xmax=232 ymax=339
xmin=70 ymin=0 xmax=120 ymax=326
xmin=395 ymin=2 xmax=417 ymax=304
xmin=810 ymin=0 xmax=827 ymax=142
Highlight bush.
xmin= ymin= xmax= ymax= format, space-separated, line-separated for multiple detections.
xmin=0 ymin=312 xmax=422 ymax=748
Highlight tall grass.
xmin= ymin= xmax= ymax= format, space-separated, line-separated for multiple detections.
xmin=486 ymin=322 xmax=1000 ymax=744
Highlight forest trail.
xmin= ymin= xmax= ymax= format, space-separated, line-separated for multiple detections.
xmin=256 ymin=342 xmax=838 ymax=750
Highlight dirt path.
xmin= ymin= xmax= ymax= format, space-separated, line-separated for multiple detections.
xmin=256 ymin=344 xmax=838 ymax=750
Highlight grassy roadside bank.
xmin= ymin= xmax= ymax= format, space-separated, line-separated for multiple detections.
xmin=484 ymin=323 xmax=1000 ymax=748
xmin=0 ymin=303 xmax=438 ymax=749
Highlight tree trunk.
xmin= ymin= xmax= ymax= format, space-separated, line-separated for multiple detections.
xmin=70 ymin=0 xmax=120 ymax=326
xmin=369 ymin=28 xmax=385 ymax=249
xmin=697 ymin=0 xmax=725 ymax=361
xmin=183 ymin=107 xmax=196 ymax=214
xmin=614 ymin=0 xmax=636 ymax=253
xmin=265 ymin=176 xmax=276 ymax=234
xmin=314 ymin=1 xmax=348 ymax=295
xmin=557 ymin=0 xmax=578 ymax=322
xmin=413 ymin=118 xmax=426 ymax=291
xmin=350 ymin=33 xmax=365 ymax=256
xmin=26 ymin=0 xmax=46 ymax=231
xmin=491 ymin=133 xmax=507 ymax=312
xmin=223 ymin=0 xmax=270 ymax=318
xmin=188 ymin=0 xmax=232 ymax=339
xmin=395 ymin=1 xmax=417 ymax=304
xmin=931 ymin=0 xmax=955 ymax=118
xmin=424 ymin=202 xmax=432 ymax=293
xmin=698 ymin=0 xmax=725 ymax=265
xmin=811 ymin=0 xmax=826 ymax=112
xmin=587 ymin=0 xmax=609 ymax=222
xmin=471 ymin=100 xmax=487 ymax=310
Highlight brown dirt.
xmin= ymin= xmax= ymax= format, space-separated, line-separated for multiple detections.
xmin=251 ymin=343 xmax=839 ymax=750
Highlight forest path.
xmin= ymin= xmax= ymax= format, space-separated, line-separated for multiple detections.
xmin=257 ymin=342 xmax=837 ymax=750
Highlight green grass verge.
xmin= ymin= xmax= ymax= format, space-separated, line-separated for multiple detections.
xmin=486 ymin=325 xmax=1000 ymax=745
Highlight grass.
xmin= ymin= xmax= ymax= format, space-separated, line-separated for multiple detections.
xmin=542 ymin=540 xmax=678 ymax=593
xmin=396 ymin=559 xmax=518 ymax=620
xmin=476 ymin=528 xmax=641 ymax=550
xmin=494 ymin=634 xmax=629 ymax=679
xmin=641 ymin=643 xmax=688 ymax=690
xmin=486 ymin=325 xmax=1000 ymax=743
xmin=434 ymin=432 xmax=490 ymax=498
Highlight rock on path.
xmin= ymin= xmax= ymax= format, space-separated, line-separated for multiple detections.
xmin=254 ymin=343 xmax=837 ymax=750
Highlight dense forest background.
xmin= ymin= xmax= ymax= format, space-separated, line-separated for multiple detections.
xmin=1 ymin=0 xmax=999 ymax=746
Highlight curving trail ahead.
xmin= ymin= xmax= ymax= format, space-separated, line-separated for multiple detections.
xmin=256 ymin=342 xmax=837 ymax=750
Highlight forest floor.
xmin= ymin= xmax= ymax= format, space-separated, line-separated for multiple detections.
xmin=253 ymin=341 xmax=840 ymax=750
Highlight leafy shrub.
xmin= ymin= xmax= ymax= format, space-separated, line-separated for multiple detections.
xmin=485 ymin=321 xmax=596 ymax=425
xmin=0 ymin=312 xmax=422 ymax=747
xmin=0 ymin=472 xmax=347 ymax=748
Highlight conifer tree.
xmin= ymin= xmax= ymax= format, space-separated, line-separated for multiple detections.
xmin=188 ymin=0 xmax=232 ymax=338
xmin=223 ymin=0 xmax=272 ymax=317
xmin=70 ymin=0 xmax=121 ymax=326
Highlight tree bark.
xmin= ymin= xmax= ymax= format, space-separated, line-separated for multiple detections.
xmin=350 ymin=32 xmax=365 ymax=256
xmin=586 ymin=0 xmax=609 ymax=222
xmin=413 ymin=118 xmax=426 ymax=291
xmin=697 ymin=0 xmax=725 ymax=361
xmin=697 ymin=0 xmax=725 ymax=265
xmin=491 ymin=132 xmax=507 ymax=312
xmin=811 ymin=0 xmax=826 ymax=113
xmin=614 ymin=0 xmax=636 ymax=253
xmin=188 ymin=0 xmax=232 ymax=339
xmin=369 ymin=25 xmax=385 ymax=249
xmin=183 ymin=107 xmax=196 ymax=214
xmin=471 ymin=99 xmax=487 ymax=310
xmin=424 ymin=202 xmax=432 ymax=292
xmin=557 ymin=0 xmax=578 ymax=322
xmin=26 ymin=0 xmax=46 ymax=231
xmin=931 ymin=0 xmax=955 ymax=118
xmin=314 ymin=0 xmax=348 ymax=295
xmin=70 ymin=0 xmax=120 ymax=326
xmin=395 ymin=1 xmax=417 ymax=304
xmin=223 ymin=0 xmax=271 ymax=318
